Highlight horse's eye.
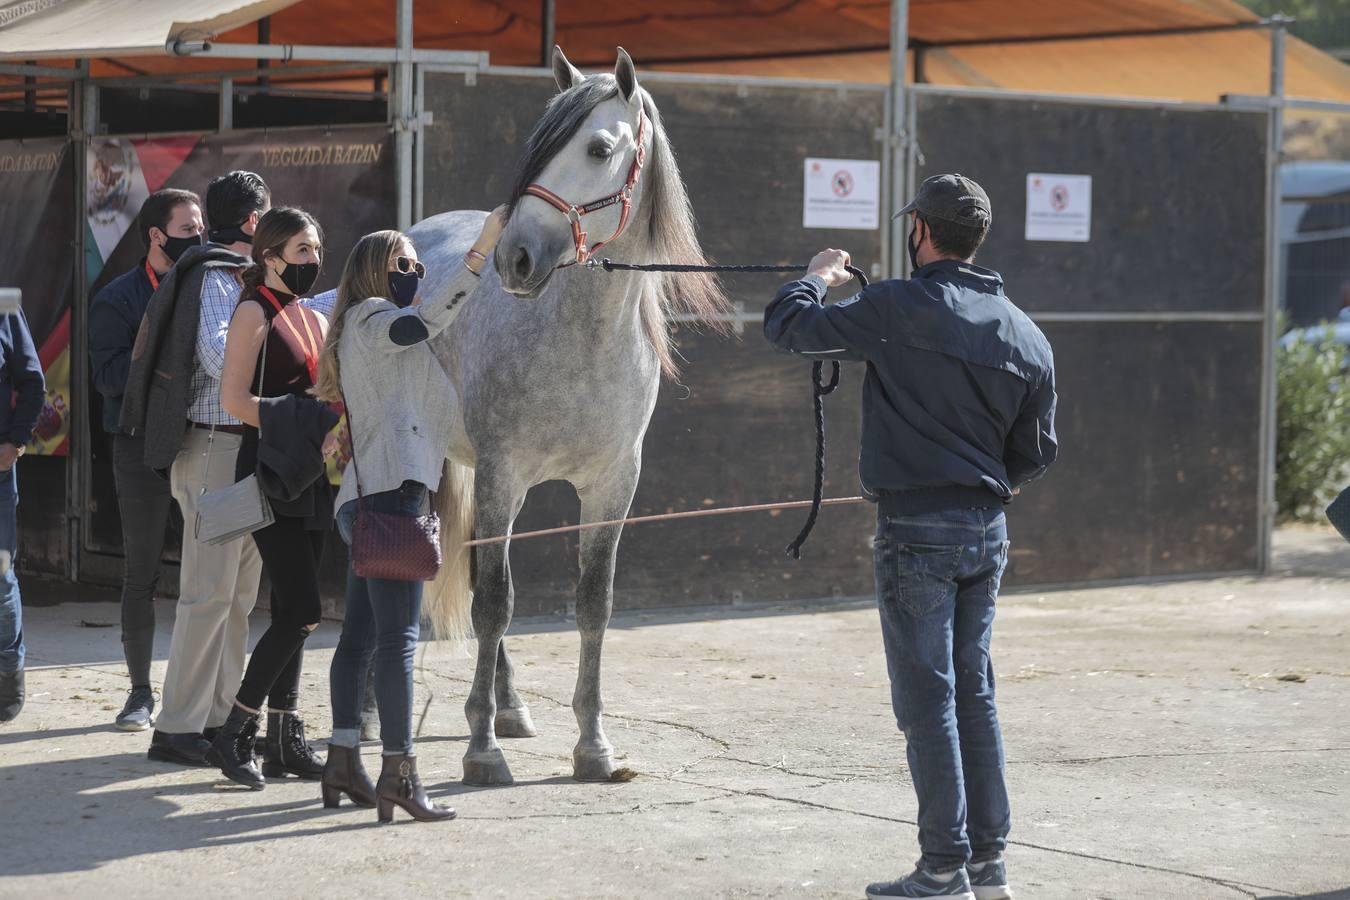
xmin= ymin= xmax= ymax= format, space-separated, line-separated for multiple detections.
xmin=589 ymin=143 xmax=613 ymax=160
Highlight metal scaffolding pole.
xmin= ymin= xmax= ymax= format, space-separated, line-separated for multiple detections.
xmin=1259 ymin=16 xmax=1291 ymax=573
xmin=395 ymin=0 xmax=414 ymax=231
xmin=888 ymin=0 xmax=910 ymax=278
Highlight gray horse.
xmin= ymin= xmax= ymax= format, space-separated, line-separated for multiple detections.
xmin=407 ymin=47 xmax=727 ymax=785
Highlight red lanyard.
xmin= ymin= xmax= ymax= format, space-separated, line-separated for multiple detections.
xmin=257 ymin=286 xmax=320 ymax=384
xmin=144 ymin=260 xmax=160 ymax=291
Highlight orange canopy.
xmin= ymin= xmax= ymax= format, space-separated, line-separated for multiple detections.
xmin=2 ymin=0 xmax=1348 ymax=105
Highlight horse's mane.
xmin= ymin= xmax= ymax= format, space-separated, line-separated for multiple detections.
xmin=508 ymin=76 xmax=730 ymax=379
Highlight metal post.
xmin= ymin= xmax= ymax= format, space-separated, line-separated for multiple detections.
xmin=219 ymin=77 xmax=233 ymax=131
xmin=395 ymin=0 xmax=414 ymax=230
xmin=888 ymin=0 xmax=910 ymax=277
xmin=1259 ymin=16 xmax=1290 ymax=574
xmin=68 ymin=63 xmax=95 ymax=582
xmin=541 ymin=0 xmax=557 ymax=66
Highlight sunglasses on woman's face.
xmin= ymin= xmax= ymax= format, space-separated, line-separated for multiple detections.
xmin=394 ymin=256 xmax=426 ymax=279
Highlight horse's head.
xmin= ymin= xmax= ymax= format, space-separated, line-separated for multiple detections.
xmin=496 ymin=47 xmax=651 ymax=298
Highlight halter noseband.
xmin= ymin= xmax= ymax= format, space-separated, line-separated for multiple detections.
xmin=523 ymin=108 xmax=649 ymax=266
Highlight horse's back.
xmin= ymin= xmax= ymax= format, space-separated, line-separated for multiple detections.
xmin=409 ymin=210 xmax=490 ymax=296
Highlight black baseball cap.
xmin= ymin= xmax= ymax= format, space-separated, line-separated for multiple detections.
xmin=895 ymin=173 xmax=992 ymax=227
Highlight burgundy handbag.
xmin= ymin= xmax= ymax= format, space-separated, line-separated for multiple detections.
xmin=342 ymin=395 xmax=442 ymax=581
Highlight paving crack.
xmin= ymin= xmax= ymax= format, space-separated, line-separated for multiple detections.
xmin=653 ymin=775 xmax=1272 ymax=898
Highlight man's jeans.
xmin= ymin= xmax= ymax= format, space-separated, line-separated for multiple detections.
xmin=873 ymin=506 xmax=1012 ymax=873
xmin=329 ymin=482 xmax=428 ymax=755
xmin=0 ymin=467 xmax=22 ymax=674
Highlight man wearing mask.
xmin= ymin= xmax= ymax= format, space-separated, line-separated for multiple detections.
xmin=764 ymin=174 xmax=1057 ymax=900
xmin=0 ymin=309 xmax=45 ymax=725
xmin=89 ymin=188 xmax=203 ymax=731
xmin=121 ymin=171 xmax=269 ymax=765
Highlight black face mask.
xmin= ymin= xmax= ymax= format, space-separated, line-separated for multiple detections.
xmin=387 ymin=270 xmax=421 ymax=308
xmin=278 ymin=261 xmax=320 ymax=296
xmin=161 ymin=233 xmax=203 ymax=263
xmin=907 ymin=218 xmax=924 ymax=273
xmin=208 ymin=225 xmax=253 ymax=246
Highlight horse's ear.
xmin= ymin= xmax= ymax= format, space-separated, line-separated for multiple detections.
xmin=615 ymin=47 xmax=640 ymax=104
xmin=552 ymin=46 xmax=584 ymax=93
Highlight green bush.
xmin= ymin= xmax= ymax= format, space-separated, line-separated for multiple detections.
xmin=1277 ymin=326 xmax=1350 ymax=522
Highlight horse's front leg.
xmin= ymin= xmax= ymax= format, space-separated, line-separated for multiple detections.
xmin=462 ymin=470 xmax=526 ymax=786
xmin=571 ymin=462 xmax=640 ymax=782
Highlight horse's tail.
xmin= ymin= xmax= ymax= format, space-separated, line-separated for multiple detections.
xmin=424 ymin=458 xmax=475 ymax=642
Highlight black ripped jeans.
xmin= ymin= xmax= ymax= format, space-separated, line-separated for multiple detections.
xmin=235 ymin=515 xmax=326 ymax=711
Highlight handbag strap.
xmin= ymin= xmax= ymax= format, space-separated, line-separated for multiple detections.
xmin=198 ymin=319 xmax=270 ymax=496
xmin=336 ymin=383 xmax=365 ymax=501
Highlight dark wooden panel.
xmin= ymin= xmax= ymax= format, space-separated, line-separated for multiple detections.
xmin=423 ymin=75 xmax=1264 ymax=610
xmin=914 ymin=93 xmax=1267 ymax=315
xmin=1004 ymin=320 xmax=1262 ymax=582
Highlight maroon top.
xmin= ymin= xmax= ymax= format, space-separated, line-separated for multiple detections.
xmin=241 ymin=286 xmax=323 ymax=398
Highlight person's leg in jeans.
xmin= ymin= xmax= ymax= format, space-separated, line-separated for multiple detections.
xmin=0 ymin=466 xmax=24 ymax=722
xmin=329 ymin=554 xmax=376 ymax=748
xmin=111 ymin=433 xmax=174 ymax=725
xmin=874 ymin=510 xmax=980 ymax=875
xmin=954 ymin=511 xmax=1012 ymax=864
xmin=366 ymin=574 xmax=422 ymax=756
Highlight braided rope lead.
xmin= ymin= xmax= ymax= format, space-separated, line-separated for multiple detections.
xmin=589 ymin=258 xmax=868 ymax=559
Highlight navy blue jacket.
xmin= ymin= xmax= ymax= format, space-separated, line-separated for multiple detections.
xmin=0 ymin=311 xmax=46 ymax=447
xmin=764 ymin=259 xmax=1057 ymax=512
xmin=89 ymin=260 xmax=157 ymax=434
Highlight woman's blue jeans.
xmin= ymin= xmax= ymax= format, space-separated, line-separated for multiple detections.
xmin=329 ymin=481 xmax=428 ymax=755
xmin=0 ymin=467 xmax=22 ymax=675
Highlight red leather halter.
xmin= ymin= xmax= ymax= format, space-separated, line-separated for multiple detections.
xmin=523 ymin=108 xmax=648 ymax=266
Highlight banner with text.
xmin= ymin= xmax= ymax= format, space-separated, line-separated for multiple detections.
xmin=0 ymin=138 xmax=75 ymax=455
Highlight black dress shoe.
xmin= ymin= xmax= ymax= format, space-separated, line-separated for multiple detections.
xmin=0 ymin=668 xmax=23 ymax=723
xmin=147 ymin=730 xmax=211 ymax=766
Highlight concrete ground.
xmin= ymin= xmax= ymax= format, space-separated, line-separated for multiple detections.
xmin=1 ymin=528 xmax=1348 ymax=900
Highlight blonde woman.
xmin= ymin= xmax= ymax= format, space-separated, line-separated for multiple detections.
xmin=313 ymin=210 xmax=505 ymax=823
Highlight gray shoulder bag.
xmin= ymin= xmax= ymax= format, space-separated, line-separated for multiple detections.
xmin=195 ymin=326 xmax=275 ymax=545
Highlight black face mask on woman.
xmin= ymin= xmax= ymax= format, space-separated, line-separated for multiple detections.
xmin=278 ymin=260 xmax=320 ymax=296
xmin=387 ymin=270 xmax=420 ymax=308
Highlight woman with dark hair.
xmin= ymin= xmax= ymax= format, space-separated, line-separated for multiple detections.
xmin=207 ymin=206 xmax=340 ymax=790
xmin=313 ymin=209 xmax=505 ymax=822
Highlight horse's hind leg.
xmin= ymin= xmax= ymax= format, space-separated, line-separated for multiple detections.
xmin=462 ymin=474 xmax=525 ymax=786
xmin=571 ymin=467 xmax=639 ymax=782
xmin=493 ymin=640 xmax=537 ymax=738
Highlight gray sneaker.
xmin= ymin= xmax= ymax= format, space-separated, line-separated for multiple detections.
xmin=967 ymin=858 xmax=1011 ymax=900
xmin=866 ymin=867 xmax=976 ymax=899
xmin=114 ymin=686 xmax=156 ymax=731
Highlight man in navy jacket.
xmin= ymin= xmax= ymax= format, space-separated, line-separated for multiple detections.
xmin=0 ymin=309 xmax=47 ymax=724
xmin=89 ymin=188 xmax=203 ymax=731
xmin=765 ymin=174 xmax=1057 ymax=900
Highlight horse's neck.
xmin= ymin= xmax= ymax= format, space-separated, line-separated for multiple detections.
xmin=555 ymin=235 xmax=649 ymax=344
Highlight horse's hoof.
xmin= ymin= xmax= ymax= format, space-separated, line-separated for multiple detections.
xmin=572 ymin=746 xmax=617 ymax=782
xmin=494 ymin=706 xmax=538 ymax=739
xmin=462 ymin=749 xmax=515 ymax=786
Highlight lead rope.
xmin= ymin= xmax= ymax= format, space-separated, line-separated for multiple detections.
xmin=587 ymin=258 xmax=868 ymax=558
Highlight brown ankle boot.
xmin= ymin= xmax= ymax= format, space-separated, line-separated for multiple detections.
xmin=375 ymin=754 xmax=455 ymax=824
xmin=321 ymin=744 xmax=376 ymax=809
